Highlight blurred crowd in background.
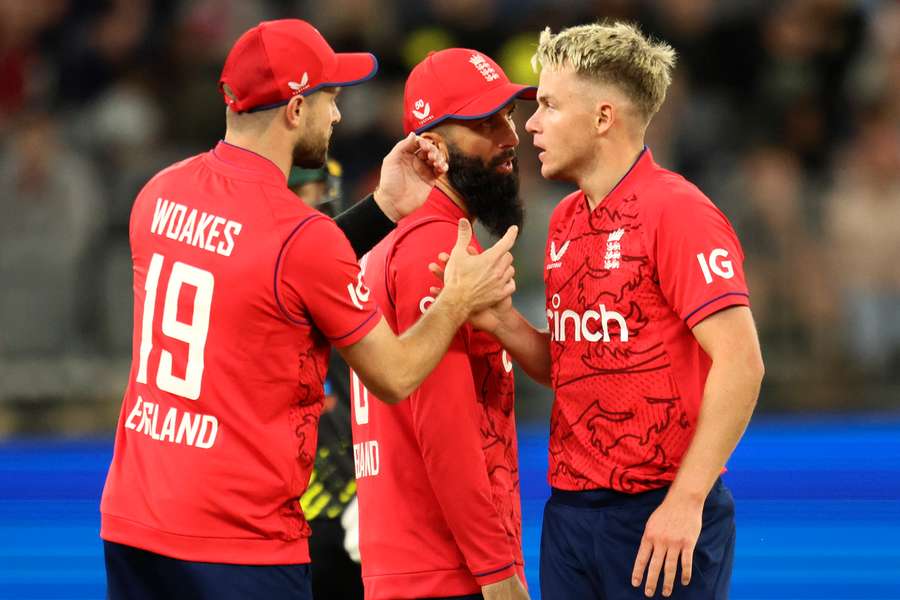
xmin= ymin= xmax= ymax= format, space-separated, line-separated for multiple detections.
xmin=1 ymin=0 xmax=898 ymax=433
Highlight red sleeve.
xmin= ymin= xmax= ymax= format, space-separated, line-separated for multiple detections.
xmin=652 ymin=190 xmax=750 ymax=328
xmin=392 ymin=223 xmax=517 ymax=586
xmin=277 ymin=215 xmax=381 ymax=347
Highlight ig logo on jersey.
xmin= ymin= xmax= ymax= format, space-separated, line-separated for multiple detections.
xmin=696 ymin=249 xmax=734 ymax=284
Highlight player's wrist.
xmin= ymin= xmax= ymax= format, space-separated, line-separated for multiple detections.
xmin=480 ymin=572 xmax=525 ymax=599
xmin=372 ymin=186 xmax=401 ymax=223
xmin=493 ymin=308 xmax=519 ymax=339
xmin=664 ymin=483 xmax=707 ymax=509
xmin=432 ymin=284 xmax=469 ymax=326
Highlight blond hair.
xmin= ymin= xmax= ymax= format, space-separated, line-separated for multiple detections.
xmin=532 ymin=21 xmax=676 ymax=121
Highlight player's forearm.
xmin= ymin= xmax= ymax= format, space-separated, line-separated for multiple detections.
xmin=482 ymin=574 xmax=530 ymax=600
xmin=386 ymin=290 xmax=469 ymax=400
xmin=667 ymin=352 xmax=763 ymax=504
xmin=494 ymin=309 xmax=553 ymax=387
xmin=333 ymin=193 xmax=395 ymax=258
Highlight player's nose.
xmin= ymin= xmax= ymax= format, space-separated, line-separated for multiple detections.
xmin=500 ymin=118 xmax=519 ymax=148
xmin=525 ymin=108 xmax=540 ymax=134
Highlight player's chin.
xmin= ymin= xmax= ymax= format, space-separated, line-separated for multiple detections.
xmin=539 ymin=161 xmax=561 ymax=181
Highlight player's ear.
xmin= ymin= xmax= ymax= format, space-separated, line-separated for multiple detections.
xmin=594 ymin=99 xmax=614 ymax=136
xmin=421 ymin=131 xmax=449 ymax=163
xmin=284 ymin=94 xmax=305 ymax=128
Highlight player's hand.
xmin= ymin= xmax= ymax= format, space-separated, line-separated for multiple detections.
xmin=374 ymin=133 xmax=448 ymax=222
xmin=440 ymin=219 xmax=517 ymax=316
xmin=482 ymin=574 xmax=530 ymax=600
xmin=468 ymin=295 xmax=514 ymax=334
xmin=631 ymin=495 xmax=703 ymax=597
xmin=428 ymin=247 xmax=514 ymax=334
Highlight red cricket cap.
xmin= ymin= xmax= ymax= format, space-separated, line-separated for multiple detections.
xmin=219 ymin=19 xmax=378 ymax=113
xmin=403 ymin=48 xmax=536 ymax=134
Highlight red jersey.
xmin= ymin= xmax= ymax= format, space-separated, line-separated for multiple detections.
xmin=544 ymin=149 xmax=749 ymax=493
xmin=100 ymin=141 xmax=381 ymax=564
xmin=351 ymin=188 xmax=523 ymax=599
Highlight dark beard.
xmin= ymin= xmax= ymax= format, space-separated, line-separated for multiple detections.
xmin=292 ymin=132 xmax=329 ymax=169
xmin=446 ymin=144 xmax=524 ymax=238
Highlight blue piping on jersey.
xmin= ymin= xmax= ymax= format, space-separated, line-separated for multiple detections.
xmin=588 ymin=146 xmax=648 ymax=207
xmin=329 ymin=308 xmax=380 ymax=342
xmin=684 ymin=291 xmax=750 ymax=326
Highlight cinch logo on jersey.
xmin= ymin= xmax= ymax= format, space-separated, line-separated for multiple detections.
xmin=546 ymin=239 xmax=570 ymax=270
xmin=696 ymin=248 xmax=734 ymax=284
xmin=546 ymin=294 xmax=629 ymax=343
xmin=469 ymin=53 xmax=500 ymax=82
xmin=604 ymin=228 xmax=624 ymax=269
xmin=124 ymin=395 xmax=218 ymax=449
xmin=150 ymin=198 xmax=243 ymax=257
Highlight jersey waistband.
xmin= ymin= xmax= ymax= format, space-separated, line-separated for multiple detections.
xmin=550 ymin=478 xmax=725 ymax=509
xmin=101 ymin=513 xmax=311 ymax=565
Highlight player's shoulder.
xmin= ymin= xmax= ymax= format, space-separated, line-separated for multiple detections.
xmin=394 ymin=210 xmax=461 ymax=252
xmin=549 ymin=189 xmax=584 ymax=224
xmin=247 ymin=178 xmax=329 ymax=237
xmin=637 ymin=163 xmax=720 ymax=223
xmin=370 ymin=211 xmax=460 ymax=281
xmin=284 ymin=208 xmax=340 ymax=247
xmin=279 ymin=210 xmax=357 ymax=274
xmin=138 ymin=154 xmax=205 ymax=196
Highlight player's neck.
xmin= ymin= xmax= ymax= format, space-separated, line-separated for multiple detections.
xmin=581 ymin=139 xmax=645 ymax=211
xmin=223 ymin=130 xmax=292 ymax=181
xmin=435 ymin=179 xmax=473 ymax=221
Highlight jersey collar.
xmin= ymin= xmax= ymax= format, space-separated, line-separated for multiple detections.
xmin=408 ymin=186 xmax=468 ymax=223
xmin=589 ymin=146 xmax=655 ymax=208
xmin=208 ymin=140 xmax=287 ymax=185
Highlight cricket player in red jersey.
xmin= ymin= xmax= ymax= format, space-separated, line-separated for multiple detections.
xmin=350 ymin=49 xmax=534 ymax=600
xmin=436 ymin=22 xmax=765 ymax=600
xmin=99 ymin=20 xmax=519 ymax=600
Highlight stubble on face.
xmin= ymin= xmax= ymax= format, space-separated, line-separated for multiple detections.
xmin=292 ymin=132 xmax=329 ymax=169
xmin=292 ymin=93 xmax=334 ymax=169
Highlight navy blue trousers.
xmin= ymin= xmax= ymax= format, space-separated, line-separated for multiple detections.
xmin=540 ymin=478 xmax=736 ymax=600
xmin=104 ymin=541 xmax=312 ymax=600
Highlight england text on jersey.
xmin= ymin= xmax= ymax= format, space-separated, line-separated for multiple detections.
xmin=124 ymin=395 xmax=218 ymax=449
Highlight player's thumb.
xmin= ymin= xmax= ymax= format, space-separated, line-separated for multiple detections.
xmin=454 ymin=219 xmax=473 ymax=251
xmin=486 ymin=225 xmax=519 ymax=259
xmin=401 ymin=131 xmax=417 ymax=149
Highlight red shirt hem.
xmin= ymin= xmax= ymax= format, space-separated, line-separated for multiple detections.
xmin=100 ymin=513 xmax=310 ymax=565
xmin=363 ymin=563 xmax=525 ymax=599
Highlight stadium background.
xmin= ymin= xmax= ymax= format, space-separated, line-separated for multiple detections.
xmin=0 ymin=0 xmax=898 ymax=598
